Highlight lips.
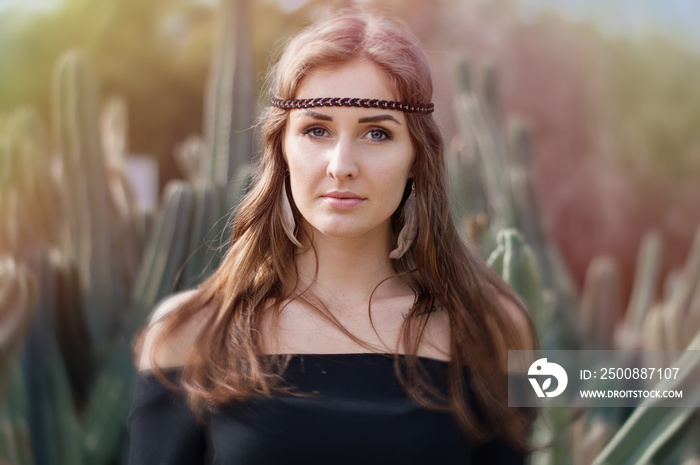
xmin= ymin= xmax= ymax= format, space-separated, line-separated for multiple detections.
xmin=321 ymin=191 xmax=365 ymax=209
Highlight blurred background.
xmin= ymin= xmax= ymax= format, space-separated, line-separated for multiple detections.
xmin=1 ymin=0 xmax=699 ymax=464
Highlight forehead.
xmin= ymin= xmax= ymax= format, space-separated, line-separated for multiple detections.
xmin=294 ymin=59 xmax=397 ymax=102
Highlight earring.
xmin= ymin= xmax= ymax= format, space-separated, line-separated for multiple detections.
xmin=389 ymin=180 xmax=417 ymax=259
xmin=281 ymin=180 xmax=302 ymax=247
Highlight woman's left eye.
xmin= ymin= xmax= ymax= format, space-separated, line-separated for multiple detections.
xmin=364 ymin=128 xmax=392 ymax=141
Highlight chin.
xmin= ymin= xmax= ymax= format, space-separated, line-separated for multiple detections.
xmin=306 ymin=218 xmax=366 ymax=238
xmin=316 ymin=225 xmax=363 ymax=238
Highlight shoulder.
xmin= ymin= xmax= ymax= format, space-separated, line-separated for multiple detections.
xmin=148 ymin=289 xmax=198 ymax=324
xmin=137 ymin=289 xmax=207 ymax=372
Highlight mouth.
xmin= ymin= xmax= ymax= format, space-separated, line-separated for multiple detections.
xmin=323 ymin=191 xmax=364 ymax=199
xmin=321 ymin=191 xmax=366 ymax=209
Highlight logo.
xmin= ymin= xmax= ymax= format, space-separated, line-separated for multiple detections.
xmin=528 ymin=358 xmax=568 ymax=398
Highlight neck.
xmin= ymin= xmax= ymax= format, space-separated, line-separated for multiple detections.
xmin=294 ymin=224 xmax=409 ymax=308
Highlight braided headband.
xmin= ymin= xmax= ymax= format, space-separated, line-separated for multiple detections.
xmin=271 ymin=97 xmax=434 ymax=114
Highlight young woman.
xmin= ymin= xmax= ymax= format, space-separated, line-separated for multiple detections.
xmin=128 ymin=10 xmax=536 ymax=464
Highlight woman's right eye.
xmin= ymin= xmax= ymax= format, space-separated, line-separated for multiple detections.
xmin=302 ymin=126 xmax=329 ymax=138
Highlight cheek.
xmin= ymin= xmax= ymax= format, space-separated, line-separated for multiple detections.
xmin=377 ymin=150 xmax=414 ymax=200
xmin=284 ymin=141 xmax=319 ymax=200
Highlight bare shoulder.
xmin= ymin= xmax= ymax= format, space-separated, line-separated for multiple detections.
xmin=137 ymin=289 xmax=207 ymax=372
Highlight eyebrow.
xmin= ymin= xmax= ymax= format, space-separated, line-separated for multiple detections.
xmin=299 ymin=110 xmax=401 ymax=126
xmin=301 ymin=109 xmax=333 ymax=121
xmin=358 ymin=114 xmax=401 ymax=125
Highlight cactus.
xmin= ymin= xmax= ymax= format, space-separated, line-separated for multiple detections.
xmin=665 ymin=227 xmax=700 ymax=350
xmin=580 ymin=256 xmax=623 ymax=350
xmin=1 ymin=109 xmax=63 ymax=260
xmin=52 ymin=52 xmax=130 ymax=357
xmin=0 ymin=363 xmax=34 ymax=465
xmin=81 ymin=181 xmax=194 ymax=464
xmin=100 ymin=97 xmax=146 ymax=293
xmin=0 ymin=257 xmax=35 ymax=401
xmin=572 ymin=416 xmax=616 ymax=465
xmin=487 ymin=229 xmax=544 ymax=315
xmin=173 ymin=134 xmax=208 ymax=186
xmin=182 ymin=184 xmax=226 ymax=288
xmin=616 ymin=230 xmax=663 ymax=349
xmin=20 ymin=252 xmax=82 ymax=465
xmin=52 ymin=252 xmax=94 ymax=409
xmin=128 ymin=182 xmax=195 ymax=332
xmin=486 ymin=229 xmax=574 ymax=465
xmin=0 ymin=259 xmax=33 ymax=463
xmin=506 ymin=118 xmax=546 ymax=262
xmin=452 ymin=56 xmax=513 ymax=233
xmin=204 ymin=0 xmax=254 ymax=187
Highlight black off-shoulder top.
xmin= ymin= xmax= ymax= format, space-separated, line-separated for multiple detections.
xmin=127 ymin=353 xmax=527 ymax=464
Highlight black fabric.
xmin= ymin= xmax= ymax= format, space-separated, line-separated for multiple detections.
xmin=127 ymin=353 xmax=526 ymax=465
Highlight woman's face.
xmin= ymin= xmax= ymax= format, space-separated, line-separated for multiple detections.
xmin=283 ymin=59 xmax=415 ymax=244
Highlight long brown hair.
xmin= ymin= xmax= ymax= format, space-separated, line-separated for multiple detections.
xmin=146 ymin=9 xmax=535 ymax=450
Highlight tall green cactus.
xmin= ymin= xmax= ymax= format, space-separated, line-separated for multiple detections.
xmin=580 ymin=256 xmax=623 ymax=350
xmin=100 ymin=97 xmax=146 ymax=294
xmin=486 ymin=229 xmax=574 ymax=465
xmin=9 ymin=109 xmax=61 ymax=252
xmin=204 ymin=0 xmax=254 ymax=187
xmin=0 ymin=257 xmax=35 ymax=402
xmin=0 ymin=363 xmax=34 ymax=465
xmin=617 ymin=230 xmax=663 ymax=349
xmin=0 ymin=259 xmax=35 ymax=464
xmin=20 ymin=251 xmax=82 ymax=465
xmin=52 ymin=52 xmax=129 ymax=357
xmin=452 ymin=56 xmax=514 ymax=233
xmin=1 ymin=108 xmax=62 ymax=259
xmin=487 ymin=229 xmax=544 ymax=315
xmin=665 ymin=227 xmax=700 ymax=350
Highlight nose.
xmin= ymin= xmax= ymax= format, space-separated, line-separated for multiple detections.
xmin=326 ymin=137 xmax=359 ymax=180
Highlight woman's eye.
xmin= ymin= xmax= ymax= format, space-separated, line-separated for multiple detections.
xmin=365 ymin=128 xmax=392 ymax=141
xmin=302 ymin=127 xmax=328 ymax=138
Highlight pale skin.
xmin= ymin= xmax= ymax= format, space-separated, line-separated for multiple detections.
xmin=139 ymin=59 xmax=531 ymax=372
